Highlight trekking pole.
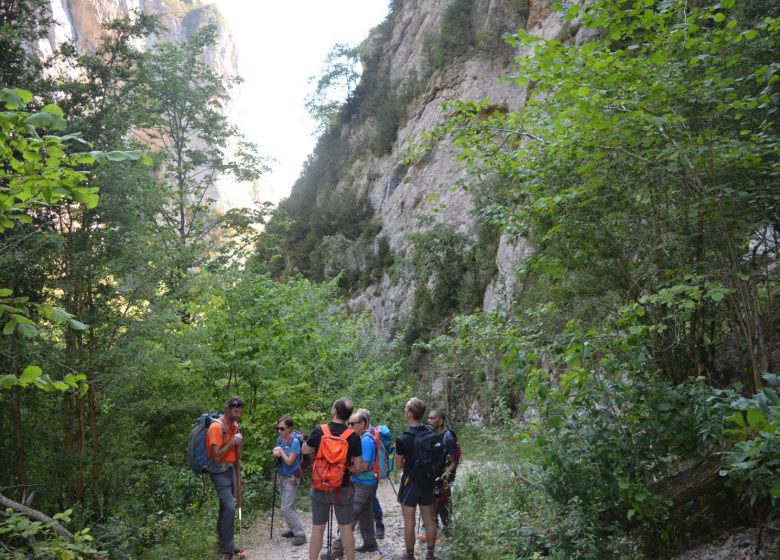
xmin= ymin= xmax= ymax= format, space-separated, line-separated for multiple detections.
xmin=327 ymin=504 xmax=333 ymax=558
xmin=236 ymin=447 xmax=243 ymax=554
xmin=270 ymin=458 xmax=279 ymax=539
xmin=387 ymin=475 xmax=398 ymax=496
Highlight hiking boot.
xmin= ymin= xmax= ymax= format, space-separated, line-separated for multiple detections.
xmin=375 ymin=521 xmax=385 ymax=539
xmin=280 ymin=530 xmax=295 ymax=538
xmin=425 ymin=552 xmax=438 ymax=560
xmin=320 ymin=547 xmax=344 ymax=560
xmin=399 ymin=551 xmax=415 ymax=560
xmin=356 ymin=542 xmax=379 ymax=553
xmin=292 ymin=535 xmax=307 ymax=546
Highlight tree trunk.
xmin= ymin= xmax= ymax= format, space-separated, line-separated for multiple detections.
xmin=11 ymin=377 xmax=26 ymax=488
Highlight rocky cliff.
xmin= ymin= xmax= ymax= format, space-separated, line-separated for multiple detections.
xmin=35 ymin=0 xmax=250 ymax=210
xmin=293 ymin=0 xmax=586 ymax=332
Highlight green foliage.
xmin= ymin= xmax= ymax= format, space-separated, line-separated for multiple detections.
xmin=429 ymin=0 xmax=475 ymax=71
xmin=0 ymin=508 xmax=104 ymax=559
xmin=401 ymin=222 xmax=498 ymax=348
xmin=409 ymin=0 xmax=780 ymax=392
xmin=716 ymin=373 xmax=780 ymax=514
xmin=0 ymin=0 xmax=50 ymax=88
xmin=305 ymin=43 xmax=362 ymax=134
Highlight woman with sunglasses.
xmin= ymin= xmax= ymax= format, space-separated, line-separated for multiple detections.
xmin=273 ymin=415 xmax=307 ymax=546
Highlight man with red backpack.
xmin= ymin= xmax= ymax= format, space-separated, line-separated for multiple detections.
xmin=325 ymin=411 xmax=379 ymax=558
xmin=302 ymin=398 xmax=363 ymax=560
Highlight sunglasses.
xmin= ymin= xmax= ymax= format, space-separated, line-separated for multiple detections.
xmin=276 ymin=426 xmax=286 ymax=431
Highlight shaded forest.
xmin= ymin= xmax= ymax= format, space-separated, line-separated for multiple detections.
xmin=1 ymin=0 xmax=779 ymax=559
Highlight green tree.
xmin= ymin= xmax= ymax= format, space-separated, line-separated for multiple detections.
xmin=133 ymin=26 xmax=266 ymax=289
xmin=305 ymin=43 xmax=362 ymax=134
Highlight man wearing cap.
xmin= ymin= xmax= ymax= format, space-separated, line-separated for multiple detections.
xmin=207 ymin=396 xmax=245 ymax=559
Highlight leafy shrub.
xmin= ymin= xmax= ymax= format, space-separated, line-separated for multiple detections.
xmin=715 ymin=373 xmax=780 ymax=517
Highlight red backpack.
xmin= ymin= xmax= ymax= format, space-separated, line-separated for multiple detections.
xmin=312 ymin=424 xmax=354 ymax=492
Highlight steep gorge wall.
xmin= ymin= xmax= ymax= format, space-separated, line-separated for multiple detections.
xmin=322 ymin=0 xmax=581 ymax=331
xmin=35 ymin=0 xmax=250 ymax=210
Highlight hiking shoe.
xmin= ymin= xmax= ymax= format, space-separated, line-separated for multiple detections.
xmin=356 ymin=542 xmax=379 ymax=552
xmin=375 ymin=521 xmax=385 ymax=539
xmin=292 ymin=535 xmax=307 ymax=546
xmin=320 ymin=548 xmax=344 ymax=560
xmin=425 ymin=553 xmax=438 ymax=560
xmin=280 ymin=530 xmax=295 ymax=538
xmin=399 ymin=551 xmax=415 ymax=560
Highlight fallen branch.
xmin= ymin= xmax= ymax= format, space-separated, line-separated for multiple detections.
xmin=0 ymin=492 xmax=107 ymax=560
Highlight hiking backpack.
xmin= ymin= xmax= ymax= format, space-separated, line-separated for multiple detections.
xmin=311 ymin=424 xmax=354 ymax=492
xmin=407 ymin=425 xmax=446 ymax=486
xmin=444 ymin=427 xmax=463 ymax=470
xmin=371 ymin=424 xmax=395 ymax=480
xmin=187 ymin=412 xmax=225 ymax=473
xmin=291 ymin=429 xmax=312 ymax=473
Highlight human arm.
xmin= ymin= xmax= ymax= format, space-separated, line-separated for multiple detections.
xmin=394 ymin=435 xmax=407 ymax=471
xmin=208 ymin=421 xmax=243 ymax=462
xmin=301 ymin=426 xmax=321 ymax=455
xmin=273 ymin=438 xmax=300 ymax=466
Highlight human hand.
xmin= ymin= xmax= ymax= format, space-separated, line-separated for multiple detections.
xmin=273 ymin=446 xmax=282 ymax=457
xmin=232 ymin=433 xmax=243 ymax=446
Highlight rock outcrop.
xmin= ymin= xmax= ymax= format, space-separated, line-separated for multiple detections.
xmin=316 ymin=0 xmax=574 ymax=328
xmin=36 ymin=0 xmax=249 ymax=210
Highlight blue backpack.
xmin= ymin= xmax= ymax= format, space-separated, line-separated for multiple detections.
xmin=187 ymin=413 xmax=225 ymax=473
xmin=371 ymin=424 xmax=395 ymax=480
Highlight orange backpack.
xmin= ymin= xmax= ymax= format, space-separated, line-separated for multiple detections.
xmin=312 ymin=424 xmax=354 ymax=492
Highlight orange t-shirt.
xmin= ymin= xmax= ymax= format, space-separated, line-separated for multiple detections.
xmin=206 ymin=415 xmax=239 ymax=464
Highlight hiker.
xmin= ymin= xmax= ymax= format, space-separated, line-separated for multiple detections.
xmin=206 ymin=396 xmax=245 ymax=560
xmin=302 ymin=397 xmax=363 ymax=560
xmin=273 ymin=415 xmax=307 ymax=546
xmin=428 ymin=408 xmax=460 ymax=535
xmin=327 ymin=412 xmax=379 ymax=558
xmin=396 ymin=397 xmax=439 ymax=560
xmin=357 ymin=407 xmax=392 ymax=540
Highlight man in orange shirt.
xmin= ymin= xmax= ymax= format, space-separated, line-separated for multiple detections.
xmin=207 ymin=396 xmax=245 ymax=559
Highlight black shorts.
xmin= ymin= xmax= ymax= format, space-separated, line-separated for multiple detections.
xmin=397 ymin=476 xmax=433 ymax=507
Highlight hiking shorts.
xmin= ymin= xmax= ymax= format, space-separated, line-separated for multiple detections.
xmin=310 ymin=485 xmax=354 ymax=526
xmin=397 ymin=476 xmax=434 ymax=507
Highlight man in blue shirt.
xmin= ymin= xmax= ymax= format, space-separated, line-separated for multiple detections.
xmin=326 ymin=412 xmax=378 ymax=558
xmin=273 ymin=415 xmax=306 ymax=546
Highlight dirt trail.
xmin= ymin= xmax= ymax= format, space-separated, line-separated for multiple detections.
xmin=237 ymin=477 xmax=448 ymax=560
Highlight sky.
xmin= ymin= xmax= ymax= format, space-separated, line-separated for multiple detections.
xmin=209 ymin=0 xmax=391 ymax=207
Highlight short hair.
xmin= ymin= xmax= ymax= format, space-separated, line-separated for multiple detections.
xmin=278 ymin=415 xmax=293 ymax=428
xmin=429 ymin=408 xmax=446 ymax=422
xmin=225 ymin=396 xmax=244 ymax=409
xmin=405 ymin=397 xmax=425 ymax=421
xmin=333 ymin=397 xmax=353 ymax=421
xmin=357 ymin=408 xmax=371 ymax=424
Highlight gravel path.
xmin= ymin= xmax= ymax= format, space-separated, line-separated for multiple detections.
xmin=236 ymin=477 xmax=448 ymax=560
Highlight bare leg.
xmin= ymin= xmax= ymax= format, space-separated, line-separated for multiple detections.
xmin=420 ymin=504 xmax=438 ymax=550
xmin=402 ymin=505 xmax=417 ymax=551
xmin=339 ymin=523 xmax=355 ymax=560
xmin=309 ymin=523 xmax=326 ymax=560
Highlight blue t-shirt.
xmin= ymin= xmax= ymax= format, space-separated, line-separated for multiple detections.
xmin=353 ymin=432 xmax=377 ymax=486
xmin=276 ymin=435 xmax=301 ymax=476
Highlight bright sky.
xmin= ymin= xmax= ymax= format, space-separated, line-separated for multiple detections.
xmin=210 ymin=0 xmax=390 ymax=206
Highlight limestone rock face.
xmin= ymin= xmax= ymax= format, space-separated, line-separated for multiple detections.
xmin=332 ymin=0 xmax=565 ymax=328
xmin=36 ymin=0 xmax=247 ymax=210
xmin=39 ymin=0 xmax=237 ymax=76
